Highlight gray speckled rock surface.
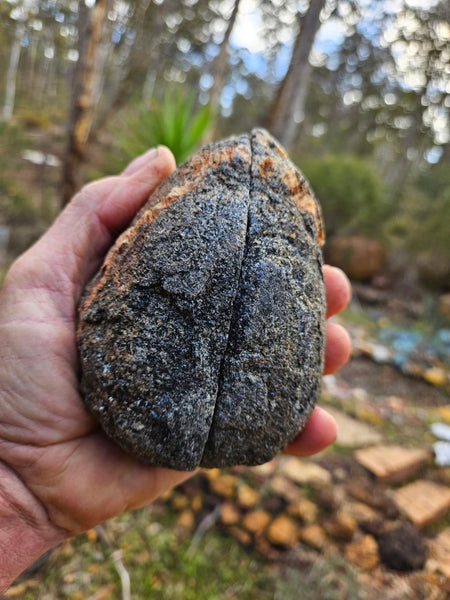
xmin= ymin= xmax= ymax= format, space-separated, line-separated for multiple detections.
xmin=76 ymin=129 xmax=326 ymax=471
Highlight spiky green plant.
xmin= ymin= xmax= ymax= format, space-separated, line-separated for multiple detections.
xmin=121 ymin=88 xmax=212 ymax=166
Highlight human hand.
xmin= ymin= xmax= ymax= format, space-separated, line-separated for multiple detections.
xmin=0 ymin=147 xmax=350 ymax=589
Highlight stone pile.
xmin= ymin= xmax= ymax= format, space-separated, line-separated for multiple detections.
xmin=161 ymin=445 xmax=450 ymax=594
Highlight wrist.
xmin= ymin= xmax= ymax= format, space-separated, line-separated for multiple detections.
xmin=0 ymin=462 xmax=65 ymax=592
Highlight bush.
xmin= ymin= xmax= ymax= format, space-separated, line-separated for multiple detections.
xmin=300 ymin=155 xmax=385 ymax=238
xmin=116 ymin=87 xmax=212 ymax=168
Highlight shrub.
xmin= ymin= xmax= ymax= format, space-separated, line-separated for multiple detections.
xmin=300 ymin=155 xmax=385 ymax=238
xmin=118 ymin=87 xmax=212 ymax=167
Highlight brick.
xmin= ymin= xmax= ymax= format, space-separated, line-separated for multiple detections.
xmin=394 ymin=480 xmax=450 ymax=528
xmin=354 ymin=445 xmax=429 ymax=483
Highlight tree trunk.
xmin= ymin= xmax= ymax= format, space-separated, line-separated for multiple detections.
xmin=1 ymin=19 xmax=26 ymax=121
xmin=91 ymin=0 xmax=152 ymax=140
xmin=265 ymin=0 xmax=326 ymax=149
xmin=209 ymin=0 xmax=242 ymax=113
xmin=61 ymin=0 xmax=108 ymax=207
xmin=201 ymin=0 xmax=242 ymax=144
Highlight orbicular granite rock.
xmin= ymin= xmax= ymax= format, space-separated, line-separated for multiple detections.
xmin=76 ymin=129 xmax=326 ymax=471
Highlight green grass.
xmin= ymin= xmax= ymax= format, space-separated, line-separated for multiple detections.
xmin=22 ymin=505 xmax=363 ymax=600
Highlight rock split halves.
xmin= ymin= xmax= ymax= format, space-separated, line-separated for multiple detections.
xmin=76 ymin=129 xmax=326 ymax=470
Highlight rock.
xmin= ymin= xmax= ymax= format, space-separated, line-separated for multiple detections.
xmin=77 ymin=129 xmax=326 ymax=470
xmin=423 ymin=367 xmax=447 ymax=388
xmin=171 ymin=494 xmax=189 ymax=511
xmin=428 ymin=527 xmax=450 ymax=578
xmin=267 ymin=515 xmax=298 ymax=548
xmin=287 ymin=498 xmax=318 ymax=524
xmin=347 ymin=482 xmax=399 ymax=519
xmin=298 ymin=524 xmax=327 ymax=550
xmin=269 ymin=475 xmax=300 ymax=503
xmin=264 ymin=495 xmax=288 ymax=515
xmin=242 ymin=510 xmax=271 ymax=535
xmin=358 ymin=517 xmax=385 ymax=538
xmin=280 ymin=457 xmax=332 ymax=486
xmin=312 ymin=485 xmax=344 ymax=511
xmin=204 ymin=468 xmax=221 ymax=481
xmin=176 ymin=509 xmax=195 ymax=530
xmin=377 ymin=524 xmax=426 ymax=571
xmin=345 ymin=535 xmax=379 ymax=570
xmin=209 ymin=474 xmax=237 ymax=499
xmin=344 ymin=501 xmax=379 ymax=524
xmin=432 ymin=405 xmax=450 ymax=424
xmin=220 ymin=502 xmax=241 ymax=526
xmin=394 ymin=480 xmax=450 ymax=528
xmin=354 ymin=445 xmax=429 ymax=483
xmin=325 ymin=512 xmax=357 ymax=541
xmin=236 ymin=484 xmax=259 ymax=509
xmin=326 ymin=236 xmax=385 ymax=281
xmin=438 ymin=293 xmax=450 ymax=319
xmin=191 ymin=494 xmax=203 ymax=512
xmin=325 ymin=407 xmax=384 ymax=448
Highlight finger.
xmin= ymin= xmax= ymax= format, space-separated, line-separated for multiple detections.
xmin=77 ymin=145 xmax=175 ymax=237
xmin=121 ymin=147 xmax=158 ymax=176
xmin=324 ymin=322 xmax=352 ymax=375
xmin=12 ymin=147 xmax=175 ymax=304
xmin=323 ymin=265 xmax=351 ymax=318
xmin=282 ymin=407 xmax=337 ymax=457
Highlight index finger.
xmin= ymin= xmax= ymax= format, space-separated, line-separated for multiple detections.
xmin=323 ymin=265 xmax=351 ymax=318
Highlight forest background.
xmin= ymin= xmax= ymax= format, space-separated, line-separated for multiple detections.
xmin=0 ymin=0 xmax=449 ymax=293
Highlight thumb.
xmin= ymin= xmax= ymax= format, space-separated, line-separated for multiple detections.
xmin=9 ymin=147 xmax=175 ymax=309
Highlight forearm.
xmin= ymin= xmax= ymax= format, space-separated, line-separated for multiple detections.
xmin=0 ymin=464 xmax=63 ymax=592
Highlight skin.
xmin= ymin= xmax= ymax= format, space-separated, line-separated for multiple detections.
xmin=0 ymin=147 xmax=351 ymax=590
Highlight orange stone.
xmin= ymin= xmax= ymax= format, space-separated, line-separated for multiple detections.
xmin=267 ymin=515 xmax=298 ymax=548
xmin=325 ymin=512 xmax=357 ymax=541
xmin=176 ymin=509 xmax=195 ymax=529
xmin=287 ymin=498 xmax=318 ymax=524
xmin=298 ymin=524 xmax=327 ymax=550
xmin=209 ymin=474 xmax=237 ymax=498
xmin=242 ymin=510 xmax=271 ymax=535
xmin=236 ymin=484 xmax=260 ymax=509
xmin=345 ymin=535 xmax=379 ymax=570
xmin=220 ymin=502 xmax=241 ymax=526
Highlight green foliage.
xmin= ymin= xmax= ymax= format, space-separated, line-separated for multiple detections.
xmin=300 ymin=154 xmax=385 ymax=238
xmin=385 ymin=164 xmax=450 ymax=287
xmin=120 ymin=88 xmax=212 ymax=167
xmin=16 ymin=108 xmax=53 ymax=130
xmin=0 ymin=176 xmax=37 ymax=224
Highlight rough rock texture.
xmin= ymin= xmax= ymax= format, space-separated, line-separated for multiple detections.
xmin=377 ymin=524 xmax=427 ymax=571
xmin=77 ymin=129 xmax=325 ymax=470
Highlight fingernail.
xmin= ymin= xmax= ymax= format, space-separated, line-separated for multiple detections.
xmin=122 ymin=147 xmax=159 ymax=176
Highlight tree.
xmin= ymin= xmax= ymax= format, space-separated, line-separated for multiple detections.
xmin=265 ymin=0 xmax=327 ymax=149
xmin=61 ymin=0 xmax=108 ymax=206
xmin=1 ymin=0 xmax=38 ymax=121
xmin=208 ymin=0 xmax=242 ymax=116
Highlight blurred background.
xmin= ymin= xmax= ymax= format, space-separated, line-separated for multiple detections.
xmin=1 ymin=1 xmax=450 ymax=598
